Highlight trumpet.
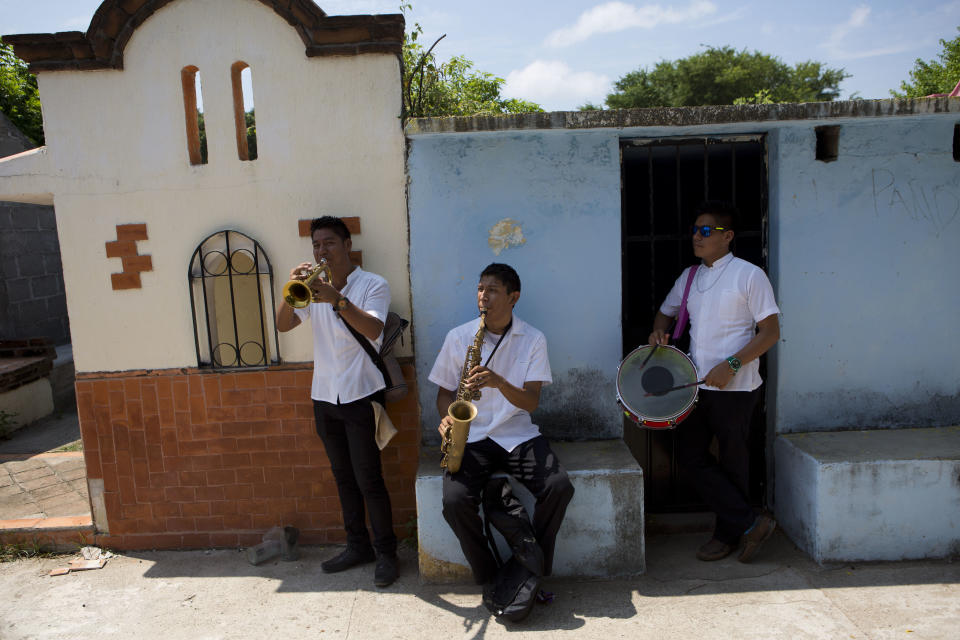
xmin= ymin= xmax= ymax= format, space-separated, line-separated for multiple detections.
xmin=282 ymin=259 xmax=332 ymax=308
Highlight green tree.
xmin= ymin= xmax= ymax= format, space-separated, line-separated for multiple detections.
xmin=0 ymin=40 xmax=44 ymax=145
xmin=606 ymin=46 xmax=848 ymax=109
xmin=401 ymin=5 xmax=541 ymax=118
xmin=892 ymin=27 xmax=960 ymax=97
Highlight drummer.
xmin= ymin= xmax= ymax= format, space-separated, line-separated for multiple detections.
xmin=649 ymin=200 xmax=780 ymax=563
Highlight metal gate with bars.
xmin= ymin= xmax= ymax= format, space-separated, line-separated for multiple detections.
xmin=620 ymin=134 xmax=769 ymax=512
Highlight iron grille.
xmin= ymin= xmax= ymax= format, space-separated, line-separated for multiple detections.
xmin=188 ymin=230 xmax=280 ymax=368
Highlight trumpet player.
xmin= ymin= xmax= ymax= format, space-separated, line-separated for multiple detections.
xmin=275 ymin=216 xmax=398 ymax=588
xmin=428 ymin=263 xmax=574 ymax=586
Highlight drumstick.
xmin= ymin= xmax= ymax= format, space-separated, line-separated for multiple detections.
xmin=639 ymin=344 xmax=659 ymax=370
xmin=644 ymin=379 xmax=705 ymax=397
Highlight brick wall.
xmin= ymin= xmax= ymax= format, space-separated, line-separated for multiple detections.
xmin=0 ymin=201 xmax=70 ymax=344
xmin=76 ymin=362 xmax=420 ymax=550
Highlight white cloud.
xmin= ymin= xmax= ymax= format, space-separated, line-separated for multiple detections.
xmin=821 ymin=5 xmax=914 ymax=60
xmin=545 ymin=1 xmax=718 ymax=47
xmin=504 ymin=60 xmax=610 ymax=110
xmin=825 ymin=3 xmax=870 ymax=50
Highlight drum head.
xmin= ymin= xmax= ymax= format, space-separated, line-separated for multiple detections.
xmin=617 ymin=345 xmax=698 ymax=422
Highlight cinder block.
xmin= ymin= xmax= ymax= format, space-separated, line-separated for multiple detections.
xmin=776 ymin=427 xmax=960 ymax=564
xmin=416 ymin=440 xmax=645 ymax=583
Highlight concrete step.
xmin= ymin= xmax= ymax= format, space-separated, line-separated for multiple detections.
xmin=775 ymin=425 xmax=960 ymax=564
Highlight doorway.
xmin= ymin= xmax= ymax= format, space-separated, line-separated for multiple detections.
xmin=620 ymin=134 xmax=769 ymax=512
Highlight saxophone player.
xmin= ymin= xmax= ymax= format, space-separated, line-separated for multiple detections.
xmin=428 ymin=263 xmax=575 ymax=586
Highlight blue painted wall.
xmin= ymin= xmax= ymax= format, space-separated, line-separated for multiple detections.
xmin=770 ymin=117 xmax=960 ymax=431
xmin=408 ymin=113 xmax=960 ymax=441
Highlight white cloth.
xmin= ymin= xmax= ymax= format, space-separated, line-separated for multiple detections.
xmin=294 ymin=267 xmax=389 ymax=403
xmin=660 ymin=252 xmax=780 ymax=392
xmin=371 ymin=401 xmax=397 ymax=450
xmin=429 ymin=314 xmax=552 ymax=452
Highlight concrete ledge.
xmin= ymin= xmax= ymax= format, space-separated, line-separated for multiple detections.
xmin=415 ymin=439 xmax=644 ymax=583
xmin=0 ymin=377 xmax=54 ymax=434
xmin=775 ymin=426 xmax=960 ymax=564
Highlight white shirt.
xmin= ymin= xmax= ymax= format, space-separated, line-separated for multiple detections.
xmin=429 ymin=314 xmax=552 ymax=452
xmin=294 ymin=267 xmax=389 ymax=403
xmin=660 ymin=252 xmax=780 ymax=392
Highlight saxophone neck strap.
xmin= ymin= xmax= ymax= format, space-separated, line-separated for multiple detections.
xmin=483 ymin=319 xmax=513 ymax=368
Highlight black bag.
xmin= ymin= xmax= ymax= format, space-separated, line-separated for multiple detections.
xmin=340 ymin=311 xmax=409 ymax=402
xmin=481 ymin=477 xmax=545 ymax=623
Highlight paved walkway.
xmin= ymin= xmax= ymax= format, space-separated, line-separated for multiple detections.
xmin=0 ymin=452 xmax=89 ymax=521
xmin=0 ymin=411 xmax=91 ymax=533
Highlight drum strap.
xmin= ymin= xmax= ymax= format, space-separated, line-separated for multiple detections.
xmin=673 ymin=266 xmax=698 ymax=340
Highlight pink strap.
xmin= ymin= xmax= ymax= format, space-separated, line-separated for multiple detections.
xmin=672 ymin=266 xmax=698 ymax=341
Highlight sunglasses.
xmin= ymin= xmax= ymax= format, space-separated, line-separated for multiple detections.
xmin=691 ymin=224 xmax=728 ymax=238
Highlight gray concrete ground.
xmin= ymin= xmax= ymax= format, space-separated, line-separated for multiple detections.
xmin=1 ymin=531 xmax=958 ymax=640
xmin=0 ymin=409 xmax=81 ymax=455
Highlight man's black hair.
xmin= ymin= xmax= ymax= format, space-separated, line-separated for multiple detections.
xmin=695 ymin=200 xmax=739 ymax=232
xmin=310 ymin=216 xmax=351 ymax=241
xmin=480 ymin=263 xmax=521 ymax=294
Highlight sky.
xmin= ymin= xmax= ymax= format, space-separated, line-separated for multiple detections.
xmin=2 ymin=0 xmax=958 ymax=111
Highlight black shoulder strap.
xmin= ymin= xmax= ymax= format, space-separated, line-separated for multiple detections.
xmin=338 ymin=313 xmax=388 ymax=377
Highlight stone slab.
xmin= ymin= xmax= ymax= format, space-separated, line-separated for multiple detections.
xmin=776 ymin=427 xmax=960 ymax=564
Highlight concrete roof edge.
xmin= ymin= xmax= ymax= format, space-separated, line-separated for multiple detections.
xmin=403 ymin=97 xmax=960 ymax=136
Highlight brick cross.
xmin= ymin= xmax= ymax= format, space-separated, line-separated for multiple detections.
xmin=105 ymin=224 xmax=152 ymax=290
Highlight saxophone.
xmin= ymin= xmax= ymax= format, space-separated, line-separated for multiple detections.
xmin=440 ymin=310 xmax=486 ymax=473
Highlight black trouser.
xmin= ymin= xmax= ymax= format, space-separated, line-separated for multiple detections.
xmin=678 ymin=388 xmax=761 ymax=545
xmin=442 ymin=436 xmax=575 ymax=584
xmin=313 ymin=393 xmax=396 ymax=556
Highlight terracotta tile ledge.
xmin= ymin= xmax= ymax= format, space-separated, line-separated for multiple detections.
xmin=0 ymin=515 xmax=93 ymax=531
xmin=0 ymin=452 xmax=84 ymax=461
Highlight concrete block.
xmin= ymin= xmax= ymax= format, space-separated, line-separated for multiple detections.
xmin=416 ymin=440 xmax=645 ymax=583
xmin=16 ymin=253 xmax=45 ymax=278
xmin=775 ymin=427 xmax=960 ymax=564
xmin=0 ymin=377 xmax=55 ymax=434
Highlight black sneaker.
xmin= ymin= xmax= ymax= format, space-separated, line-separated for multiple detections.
xmin=321 ymin=546 xmax=376 ymax=573
xmin=373 ymin=553 xmax=399 ymax=587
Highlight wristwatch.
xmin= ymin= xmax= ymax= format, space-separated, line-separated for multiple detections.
xmin=726 ymin=356 xmax=742 ymax=373
xmin=334 ymin=296 xmax=348 ymax=312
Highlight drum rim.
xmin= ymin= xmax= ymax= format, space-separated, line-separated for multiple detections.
xmin=617 ymin=344 xmax=699 ymax=422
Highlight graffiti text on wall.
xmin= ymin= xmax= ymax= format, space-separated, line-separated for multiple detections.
xmin=872 ymin=168 xmax=959 ymax=237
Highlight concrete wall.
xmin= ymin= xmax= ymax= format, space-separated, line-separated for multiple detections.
xmin=0 ymin=0 xmax=408 ymax=373
xmin=407 ymin=105 xmax=960 ymax=441
xmin=0 ymin=116 xmax=68 ymax=345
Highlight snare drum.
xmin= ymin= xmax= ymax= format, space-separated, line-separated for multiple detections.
xmin=616 ymin=344 xmax=699 ymax=429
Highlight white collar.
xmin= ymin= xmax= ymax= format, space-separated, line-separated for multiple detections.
xmin=702 ymin=251 xmax=734 ymax=270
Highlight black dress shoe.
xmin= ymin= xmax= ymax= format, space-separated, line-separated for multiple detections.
xmin=374 ymin=553 xmax=399 ymax=587
xmin=321 ymin=546 xmax=375 ymax=573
